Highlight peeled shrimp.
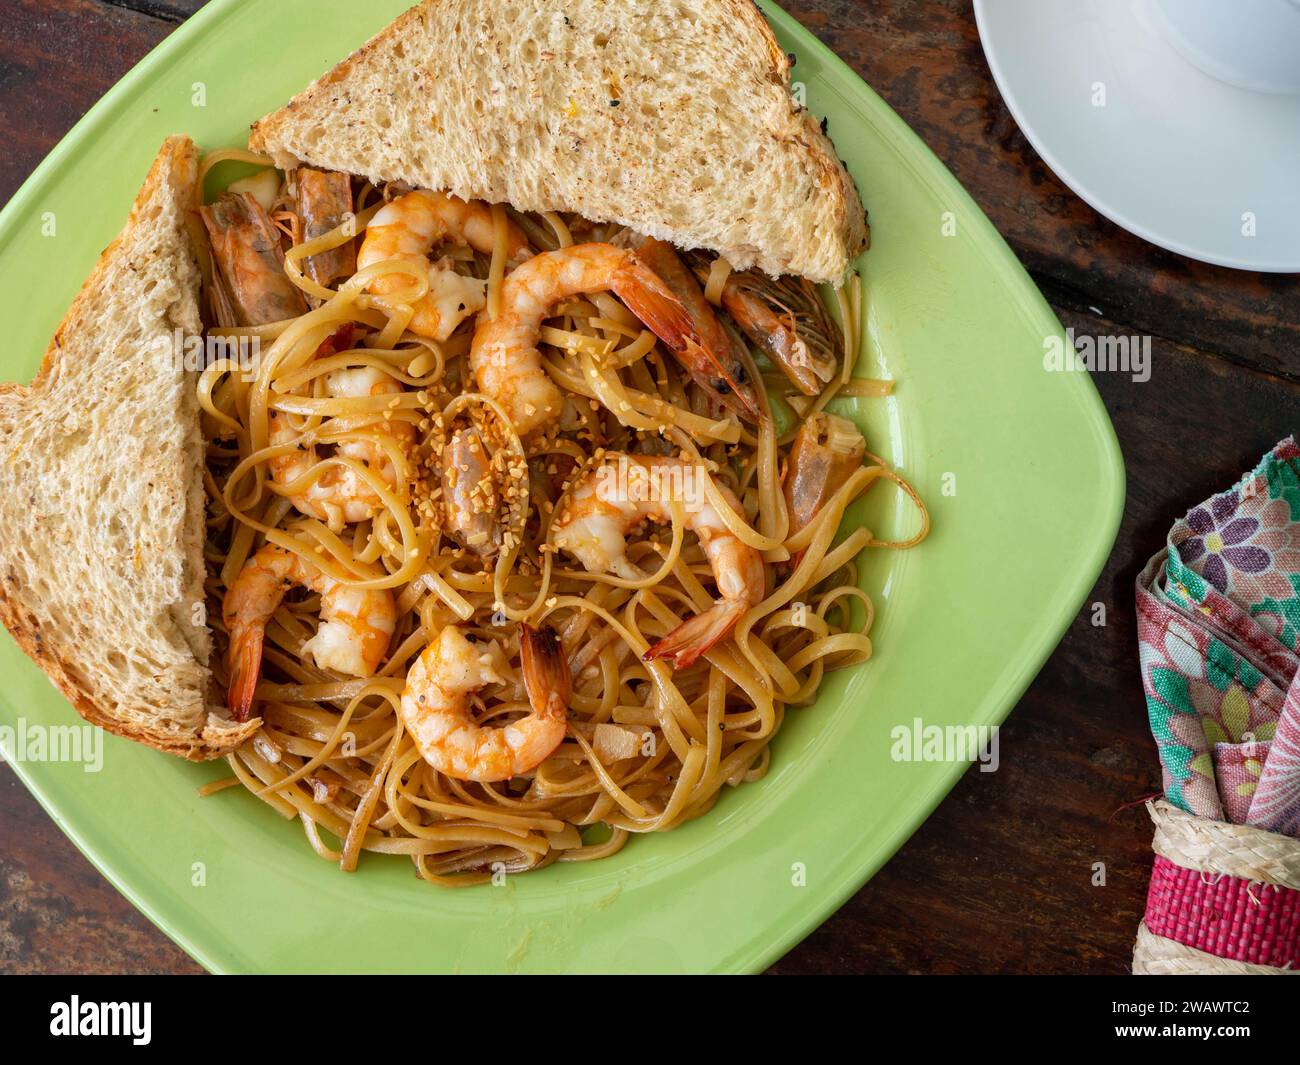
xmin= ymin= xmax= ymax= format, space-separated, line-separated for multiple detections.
xmin=550 ymin=453 xmax=765 ymax=668
xmin=470 ymin=243 xmax=717 ymax=436
xmin=357 ymin=189 xmax=532 ymax=341
xmin=399 ymin=625 xmax=571 ymax=782
xmin=224 ymin=545 xmax=397 ymax=721
xmin=269 ymin=364 xmax=415 ymax=525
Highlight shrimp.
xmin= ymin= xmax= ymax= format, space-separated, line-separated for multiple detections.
xmin=439 ymin=425 xmax=502 ymax=557
xmin=357 ymin=189 xmax=532 ymax=342
xmin=269 ymin=364 xmax=416 ymax=525
xmin=206 ymin=196 xmax=412 ymax=529
xmin=629 ymin=238 xmax=763 ymax=422
xmin=550 ymin=453 xmax=765 ymax=668
xmin=295 ymin=168 xmax=356 ymax=287
xmin=399 ymin=624 xmax=571 ymax=782
xmin=201 ymin=192 xmax=309 ymax=326
xmin=784 ymin=413 xmax=866 ymax=566
xmin=687 ymin=254 xmax=841 ymax=396
xmin=223 ymin=544 xmax=397 ymax=721
xmin=470 ymin=243 xmax=725 ymax=437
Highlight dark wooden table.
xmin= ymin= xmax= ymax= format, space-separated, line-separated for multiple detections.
xmin=1 ymin=0 xmax=1295 ymax=976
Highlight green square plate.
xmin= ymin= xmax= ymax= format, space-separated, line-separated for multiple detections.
xmin=0 ymin=0 xmax=1123 ymax=973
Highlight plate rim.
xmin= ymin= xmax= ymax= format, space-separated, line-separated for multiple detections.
xmin=740 ymin=0 xmax=1127 ymax=973
xmin=0 ymin=0 xmax=1126 ymax=974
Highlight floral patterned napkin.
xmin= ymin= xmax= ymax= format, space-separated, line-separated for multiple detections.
xmin=1137 ymin=437 xmax=1300 ymax=838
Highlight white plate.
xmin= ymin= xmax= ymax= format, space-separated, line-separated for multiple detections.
xmin=974 ymin=0 xmax=1300 ymax=272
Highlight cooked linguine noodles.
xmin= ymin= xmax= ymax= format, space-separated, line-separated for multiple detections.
xmin=193 ymin=150 xmax=929 ymax=886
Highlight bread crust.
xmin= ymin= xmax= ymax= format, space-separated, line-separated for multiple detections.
xmin=721 ymin=0 xmax=869 ymax=266
xmin=0 ymin=137 xmax=258 ymax=761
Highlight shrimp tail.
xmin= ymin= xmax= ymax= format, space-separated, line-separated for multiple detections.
xmin=621 ymin=244 xmax=763 ymax=423
xmin=227 ymin=629 xmax=266 ymax=723
xmin=643 ymin=599 xmax=748 ymax=670
xmin=520 ymin=624 xmax=572 ymax=721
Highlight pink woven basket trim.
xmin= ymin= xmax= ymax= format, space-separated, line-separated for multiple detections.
xmin=1145 ymin=854 xmax=1300 ymax=968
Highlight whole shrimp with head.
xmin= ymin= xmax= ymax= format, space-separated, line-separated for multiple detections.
xmin=550 ymin=453 xmax=766 ymax=668
xmin=201 ymin=191 xmax=308 ymax=327
xmin=400 ymin=624 xmax=572 ymax=783
xmin=357 ymin=189 xmax=532 ymax=341
xmin=686 ymin=251 xmax=843 ymax=397
xmin=469 ymin=242 xmax=756 ymax=437
xmin=629 ymin=237 xmax=763 ymax=422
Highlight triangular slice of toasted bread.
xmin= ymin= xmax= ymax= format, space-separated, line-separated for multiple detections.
xmin=249 ymin=0 xmax=866 ymax=283
xmin=0 ymin=136 xmax=259 ymax=761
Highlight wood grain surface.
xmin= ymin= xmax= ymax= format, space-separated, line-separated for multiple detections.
xmin=0 ymin=0 xmax=1295 ymax=975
